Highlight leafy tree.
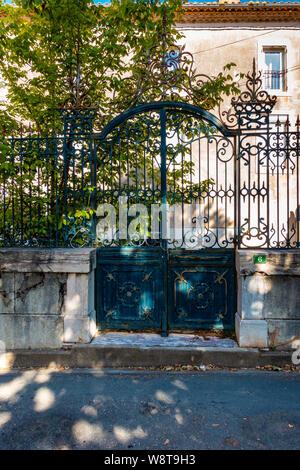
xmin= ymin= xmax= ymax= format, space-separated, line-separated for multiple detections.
xmin=0 ymin=0 xmax=184 ymax=131
xmin=0 ymin=0 xmax=241 ymax=246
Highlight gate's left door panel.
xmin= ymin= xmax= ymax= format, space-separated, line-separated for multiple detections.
xmin=96 ymin=248 xmax=164 ymax=330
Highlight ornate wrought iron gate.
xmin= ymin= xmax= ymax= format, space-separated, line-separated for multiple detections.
xmin=94 ymin=102 xmax=236 ymax=334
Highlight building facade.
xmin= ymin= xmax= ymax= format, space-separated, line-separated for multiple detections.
xmin=179 ymin=1 xmax=300 ymax=121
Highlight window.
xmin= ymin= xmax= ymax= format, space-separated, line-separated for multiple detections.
xmin=263 ymin=48 xmax=286 ymax=91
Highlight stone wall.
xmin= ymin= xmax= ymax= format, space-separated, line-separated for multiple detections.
xmin=0 ymin=249 xmax=96 ymax=349
xmin=1 ymin=247 xmax=299 ymax=350
xmin=236 ymin=250 xmax=300 ymax=348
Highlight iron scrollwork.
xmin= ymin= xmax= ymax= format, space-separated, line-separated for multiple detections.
xmin=112 ymin=43 xmax=219 ymax=111
xmin=230 ymin=59 xmax=277 ymax=130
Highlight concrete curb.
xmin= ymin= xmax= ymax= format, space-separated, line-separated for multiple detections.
xmin=0 ymin=344 xmax=294 ymax=369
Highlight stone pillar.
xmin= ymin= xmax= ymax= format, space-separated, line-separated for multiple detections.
xmin=0 ymin=248 xmax=96 ymax=349
xmin=236 ymin=250 xmax=300 ymax=348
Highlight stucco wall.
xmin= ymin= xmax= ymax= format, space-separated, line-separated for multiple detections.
xmin=177 ymin=24 xmax=300 ymax=121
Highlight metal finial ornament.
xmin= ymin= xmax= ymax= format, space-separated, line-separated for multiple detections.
xmin=61 ymin=64 xmax=93 ymax=110
xmin=230 ymin=57 xmax=277 ymax=129
xmin=112 ymin=48 xmax=216 ymax=111
xmin=58 ymin=49 xmax=97 ymax=134
xmin=58 ymin=64 xmax=97 ymax=136
xmin=111 ymin=12 xmax=218 ymax=113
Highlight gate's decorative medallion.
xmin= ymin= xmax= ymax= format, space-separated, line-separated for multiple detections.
xmin=190 ymin=281 xmax=214 ymax=310
xmin=118 ymin=281 xmax=140 ymax=308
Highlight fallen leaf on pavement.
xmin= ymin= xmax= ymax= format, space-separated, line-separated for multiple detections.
xmin=225 ymin=437 xmax=240 ymax=448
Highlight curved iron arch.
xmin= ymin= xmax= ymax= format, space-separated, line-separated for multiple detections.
xmin=94 ymin=101 xmax=237 ymax=140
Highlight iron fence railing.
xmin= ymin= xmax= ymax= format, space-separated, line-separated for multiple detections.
xmin=0 ymin=59 xmax=299 ymax=250
xmin=1 ymin=114 xmax=300 ymax=249
xmin=0 ymin=133 xmax=95 ymax=247
xmin=237 ymin=125 xmax=300 ymax=249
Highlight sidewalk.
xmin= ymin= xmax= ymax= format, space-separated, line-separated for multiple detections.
xmin=0 ymin=332 xmax=295 ymax=370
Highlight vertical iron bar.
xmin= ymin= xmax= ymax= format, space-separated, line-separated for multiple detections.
xmin=216 ymin=139 xmax=219 ymax=246
xmin=160 ymin=108 xmax=168 ymax=337
xmin=11 ymin=137 xmax=15 ymax=245
xmin=296 ymin=116 xmax=300 ymax=247
xmin=55 ymin=136 xmax=59 ymax=246
xmin=91 ymin=136 xmax=97 ymax=245
xmin=237 ymin=130 xmax=241 ymax=248
xmin=20 ymin=136 xmax=24 ymax=245
xmin=233 ymin=135 xmax=238 ymax=248
xmin=276 ymin=122 xmax=280 ymax=247
xmin=266 ymin=118 xmax=270 ymax=248
xmin=286 ymin=120 xmax=290 ymax=246
xmin=29 ymin=138 xmax=32 ymax=246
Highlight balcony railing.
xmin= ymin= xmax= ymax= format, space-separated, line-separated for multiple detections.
xmin=263 ymin=70 xmax=286 ymax=91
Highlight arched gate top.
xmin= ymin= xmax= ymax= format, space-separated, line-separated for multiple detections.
xmin=94 ymin=101 xmax=238 ymax=140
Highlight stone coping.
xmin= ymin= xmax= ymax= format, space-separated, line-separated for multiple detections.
xmin=237 ymin=249 xmax=300 ymax=276
xmin=0 ymin=248 xmax=96 ymax=273
xmin=1 ymin=247 xmax=300 ymax=275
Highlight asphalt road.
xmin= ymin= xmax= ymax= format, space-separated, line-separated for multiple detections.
xmin=0 ymin=369 xmax=299 ymax=450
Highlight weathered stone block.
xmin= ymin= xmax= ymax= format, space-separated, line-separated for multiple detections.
xmin=0 ymin=314 xmax=63 ymax=349
xmin=63 ymin=316 xmax=96 ymax=343
xmin=240 ymin=275 xmax=300 ymax=320
xmin=88 ymin=270 xmax=95 ymax=318
xmin=240 ymin=275 xmax=265 ymax=320
xmin=263 ymin=276 xmax=300 ymax=319
xmin=14 ymin=273 xmax=67 ymax=315
xmin=0 ymin=248 xmax=96 ymax=273
xmin=63 ymin=273 xmax=89 ymax=317
xmin=62 ymin=270 xmax=96 ymax=343
xmin=268 ymin=320 xmax=300 ymax=348
xmin=0 ymin=272 xmax=14 ymax=313
xmin=235 ymin=313 xmax=268 ymax=348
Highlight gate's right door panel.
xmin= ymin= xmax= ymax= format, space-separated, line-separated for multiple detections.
xmin=168 ymin=250 xmax=235 ymax=330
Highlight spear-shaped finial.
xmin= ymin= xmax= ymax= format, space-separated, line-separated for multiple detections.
xmin=285 ymin=116 xmax=291 ymax=129
xmin=275 ymin=116 xmax=281 ymax=128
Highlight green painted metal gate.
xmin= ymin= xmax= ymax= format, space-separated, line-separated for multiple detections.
xmin=96 ymin=248 xmax=235 ymax=335
xmin=95 ymin=102 xmax=237 ymax=335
